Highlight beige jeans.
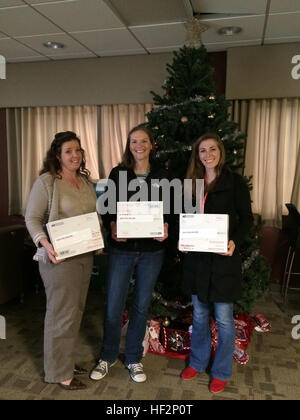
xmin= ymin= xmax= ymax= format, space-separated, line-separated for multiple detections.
xmin=39 ymin=253 xmax=93 ymax=383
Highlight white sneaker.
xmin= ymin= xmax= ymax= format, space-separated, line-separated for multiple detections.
xmin=127 ymin=363 xmax=147 ymax=383
xmin=90 ymin=359 xmax=116 ymax=381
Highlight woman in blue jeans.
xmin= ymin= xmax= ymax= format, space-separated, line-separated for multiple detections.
xmin=181 ymin=133 xmax=253 ymax=393
xmin=90 ymin=124 xmax=170 ymax=383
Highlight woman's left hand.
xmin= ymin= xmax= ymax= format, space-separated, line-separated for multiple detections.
xmin=220 ymin=240 xmax=235 ymax=257
xmin=154 ymin=223 xmax=168 ymax=242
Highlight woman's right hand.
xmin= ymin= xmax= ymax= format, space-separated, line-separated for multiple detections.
xmin=39 ymin=238 xmax=65 ymax=264
xmin=110 ymin=221 xmax=127 ymax=242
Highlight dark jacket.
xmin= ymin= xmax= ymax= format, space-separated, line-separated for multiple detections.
xmin=182 ymin=168 xmax=253 ymax=302
xmin=102 ymin=162 xmax=172 ymax=252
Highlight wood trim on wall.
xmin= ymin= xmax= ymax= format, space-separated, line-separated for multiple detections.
xmin=209 ymin=51 xmax=226 ymax=97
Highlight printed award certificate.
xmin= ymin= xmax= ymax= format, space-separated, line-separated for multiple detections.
xmin=47 ymin=212 xmax=104 ymax=260
xmin=117 ymin=201 xmax=164 ymax=238
xmin=179 ymin=214 xmax=229 ymax=253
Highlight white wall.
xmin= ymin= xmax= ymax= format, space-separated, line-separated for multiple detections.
xmin=0 ymin=53 xmax=173 ymax=107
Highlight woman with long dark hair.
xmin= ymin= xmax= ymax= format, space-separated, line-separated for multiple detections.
xmin=90 ymin=124 xmax=170 ymax=383
xmin=25 ymin=131 xmax=99 ymax=390
xmin=181 ymin=133 xmax=253 ymax=393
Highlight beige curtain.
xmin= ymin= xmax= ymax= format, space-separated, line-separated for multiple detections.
xmin=6 ymin=109 xmax=22 ymax=215
xmin=291 ymin=143 xmax=300 ymax=209
xmin=229 ymin=100 xmax=250 ymax=134
xmin=7 ymin=106 xmax=98 ymax=214
xmin=244 ymin=98 xmax=300 ymax=226
xmin=100 ymin=104 xmax=153 ymax=177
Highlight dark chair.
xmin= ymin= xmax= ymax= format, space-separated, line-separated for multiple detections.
xmin=0 ymin=225 xmax=25 ymax=304
xmin=281 ymin=203 xmax=300 ymax=303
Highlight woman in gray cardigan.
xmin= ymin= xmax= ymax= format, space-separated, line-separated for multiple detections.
xmin=25 ymin=131 xmax=99 ymax=391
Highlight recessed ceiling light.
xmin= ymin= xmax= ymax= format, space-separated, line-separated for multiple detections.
xmin=217 ymin=26 xmax=242 ymax=36
xmin=43 ymin=41 xmax=65 ymax=49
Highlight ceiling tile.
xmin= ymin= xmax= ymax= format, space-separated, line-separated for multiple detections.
xmin=16 ymin=33 xmax=94 ymax=55
xmin=110 ymin=0 xmax=190 ymax=25
xmin=71 ymin=28 xmax=145 ymax=54
xmin=264 ymin=36 xmax=300 ymax=45
xmin=205 ymin=39 xmax=261 ymax=52
xmin=130 ymin=23 xmax=187 ymax=49
xmin=269 ymin=0 xmax=300 ymax=13
xmin=8 ymin=56 xmax=50 ymax=63
xmin=147 ymin=45 xmax=182 ymax=54
xmin=26 ymin=0 xmax=70 ymax=4
xmin=201 ymin=15 xmax=265 ymax=44
xmin=0 ymin=37 xmax=42 ymax=58
xmin=0 ymin=0 xmax=24 ymax=7
xmin=0 ymin=5 xmax=62 ymax=36
xmin=33 ymin=0 xmax=124 ymax=32
xmin=99 ymin=49 xmax=147 ymax=57
xmin=266 ymin=12 xmax=300 ymax=38
xmin=191 ymin=0 xmax=268 ymax=15
xmin=45 ymin=51 xmax=96 ymax=60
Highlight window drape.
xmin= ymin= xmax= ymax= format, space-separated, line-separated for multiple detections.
xmin=243 ymin=98 xmax=300 ymax=226
xmin=99 ymin=104 xmax=153 ymax=177
xmin=6 ymin=106 xmax=98 ymax=215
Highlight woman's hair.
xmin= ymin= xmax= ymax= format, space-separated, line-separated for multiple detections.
xmin=39 ymin=131 xmax=90 ymax=179
xmin=120 ymin=124 xmax=155 ymax=169
xmin=186 ymin=132 xmax=226 ymax=195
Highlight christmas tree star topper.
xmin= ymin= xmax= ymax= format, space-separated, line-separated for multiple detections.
xmin=184 ymin=15 xmax=209 ymax=46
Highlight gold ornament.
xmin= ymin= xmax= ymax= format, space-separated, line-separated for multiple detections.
xmin=209 ymin=95 xmax=216 ymax=100
xmin=233 ymin=149 xmax=238 ymax=155
xmin=181 ymin=116 xmax=188 ymax=123
xmin=185 ymin=15 xmax=209 ymax=46
xmin=162 ymin=317 xmax=171 ymax=327
xmin=208 ymin=114 xmax=215 ymax=119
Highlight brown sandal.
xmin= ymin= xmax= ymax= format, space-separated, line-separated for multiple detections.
xmin=59 ymin=377 xmax=87 ymax=391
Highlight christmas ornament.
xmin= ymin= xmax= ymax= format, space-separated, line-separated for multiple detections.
xmin=162 ymin=317 xmax=171 ymax=327
xmin=181 ymin=116 xmax=188 ymax=123
xmin=208 ymin=113 xmax=215 ymax=119
xmin=209 ymin=95 xmax=216 ymax=100
xmin=233 ymin=149 xmax=238 ymax=155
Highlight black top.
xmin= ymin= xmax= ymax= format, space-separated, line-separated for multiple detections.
xmin=102 ymin=162 xmax=172 ymax=252
xmin=182 ymin=168 xmax=253 ymax=302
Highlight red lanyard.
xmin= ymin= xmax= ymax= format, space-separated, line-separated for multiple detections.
xmin=200 ymin=192 xmax=208 ymax=214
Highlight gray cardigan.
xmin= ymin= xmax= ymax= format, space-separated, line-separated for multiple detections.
xmin=25 ymin=172 xmax=98 ymax=248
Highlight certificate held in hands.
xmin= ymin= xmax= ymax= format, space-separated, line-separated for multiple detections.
xmin=47 ymin=212 xmax=104 ymax=260
xmin=179 ymin=214 xmax=229 ymax=253
xmin=117 ymin=201 xmax=164 ymax=238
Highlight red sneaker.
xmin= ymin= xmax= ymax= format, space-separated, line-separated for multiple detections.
xmin=181 ymin=366 xmax=199 ymax=380
xmin=210 ymin=378 xmax=227 ymax=393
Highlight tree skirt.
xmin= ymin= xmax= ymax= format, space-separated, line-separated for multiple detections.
xmin=147 ymin=312 xmax=271 ymax=364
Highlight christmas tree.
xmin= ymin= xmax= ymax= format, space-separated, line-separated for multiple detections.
xmin=146 ymin=45 xmax=271 ymax=316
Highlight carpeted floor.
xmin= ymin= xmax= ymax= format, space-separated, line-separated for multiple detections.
xmin=0 ymin=284 xmax=299 ymax=401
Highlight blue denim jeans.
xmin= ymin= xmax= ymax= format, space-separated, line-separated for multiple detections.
xmin=190 ymin=295 xmax=235 ymax=381
xmin=100 ymin=248 xmax=164 ymax=365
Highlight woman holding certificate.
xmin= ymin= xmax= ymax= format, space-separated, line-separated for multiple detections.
xmin=90 ymin=124 xmax=169 ymax=383
xmin=181 ymin=132 xmax=253 ymax=394
xmin=25 ymin=131 xmax=99 ymax=391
